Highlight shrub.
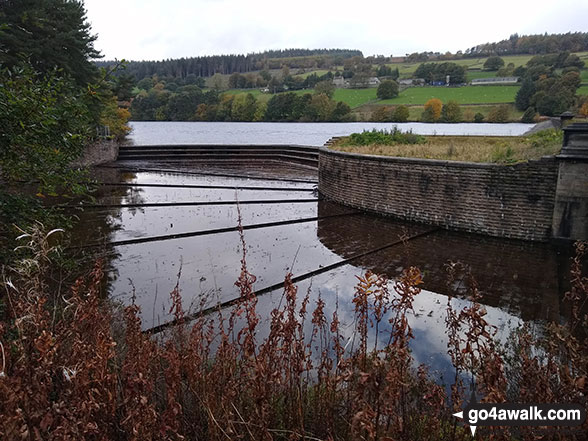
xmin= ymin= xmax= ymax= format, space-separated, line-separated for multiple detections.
xmin=370 ymin=106 xmax=393 ymax=122
xmin=487 ymin=104 xmax=511 ymax=123
xmin=0 ymin=64 xmax=92 ymax=194
xmin=579 ymin=99 xmax=588 ymax=118
xmin=441 ymin=100 xmax=462 ymax=122
xmin=344 ymin=128 xmax=426 ymax=146
xmin=528 ymin=128 xmax=563 ymax=149
xmin=391 ymin=105 xmax=410 ymax=122
xmin=490 ymin=143 xmax=515 ymax=163
xmin=474 ymin=112 xmax=485 ymax=123
xmin=462 ymin=108 xmax=475 ymax=122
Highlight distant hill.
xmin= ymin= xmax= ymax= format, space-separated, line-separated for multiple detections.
xmin=98 ymin=33 xmax=588 ymax=82
xmin=96 ymin=49 xmax=362 ymax=81
xmin=464 ymin=32 xmax=588 ymax=57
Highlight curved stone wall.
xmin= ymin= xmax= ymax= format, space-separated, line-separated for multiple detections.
xmin=318 ymin=147 xmax=559 ymax=242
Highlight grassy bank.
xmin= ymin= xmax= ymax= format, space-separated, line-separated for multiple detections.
xmin=331 ymin=129 xmax=563 ymax=164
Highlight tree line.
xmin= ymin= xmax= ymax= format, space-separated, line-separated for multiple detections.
xmin=131 ymin=82 xmax=353 ymax=122
xmin=96 ymin=33 xmax=588 ymax=87
xmin=515 ymin=52 xmax=585 ymax=118
xmin=97 ymin=49 xmax=362 ymax=83
xmin=464 ymin=32 xmax=588 ymax=57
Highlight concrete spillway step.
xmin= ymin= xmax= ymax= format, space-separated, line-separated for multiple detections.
xmin=118 ymin=149 xmax=318 ymax=159
xmin=119 ymin=144 xmax=319 ymax=153
xmin=117 ymin=145 xmax=319 ymax=167
xmin=116 ymin=156 xmax=319 ymax=166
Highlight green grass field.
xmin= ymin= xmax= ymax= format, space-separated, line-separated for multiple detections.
xmin=391 ymin=55 xmax=531 ymax=79
xmin=332 ymin=88 xmax=378 ymax=107
xmin=466 ymin=71 xmax=499 ymax=81
xmin=223 ymin=88 xmax=311 ymax=104
xmin=296 ymin=70 xmax=331 ymax=79
xmin=379 ymin=85 xmax=519 ymax=106
xmin=225 ymin=79 xmax=582 ymax=112
xmin=391 ymin=52 xmax=588 ymax=79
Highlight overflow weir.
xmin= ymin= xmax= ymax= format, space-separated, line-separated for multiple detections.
xmin=116 ymin=124 xmax=588 ymax=243
xmin=117 ymin=144 xmax=319 ymax=168
xmin=87 ymin=137 xmax=583 ymax=332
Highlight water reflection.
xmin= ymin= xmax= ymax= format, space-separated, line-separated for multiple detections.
xmin=70 ymin=166 xmax=577 ymax=381
xmin=316 ymin=200 xmax=572 ymax=324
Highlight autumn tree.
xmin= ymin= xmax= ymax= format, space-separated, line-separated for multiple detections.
xmin=165 ymin=88 xmax=203 ymax=121
xmin=422 ymin=98 xmax=442 ymax=122
xmin=515 ymin=53 xmax=582 ymax=116
xmin=228 ymin=72 xmax=246 ymax=89
xmin=211 ymin=73 xmax=225 ymax=90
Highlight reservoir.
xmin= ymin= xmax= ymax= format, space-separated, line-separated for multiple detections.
xmin=77 ymin=121 xmax=574 ymax=378
xmin=127 ymin=121 xmax=535 ymax=146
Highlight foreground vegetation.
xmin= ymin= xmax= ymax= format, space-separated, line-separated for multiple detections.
xmin=0 ymin=225 xmax=586 ymax=440
xmin=333 ymin=129 xmax=564 ymax=163
xmin=0 ymin=0 xmax=130 ymax=264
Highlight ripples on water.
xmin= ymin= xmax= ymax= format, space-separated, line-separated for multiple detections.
xmin=127 ymin=121 xmax=536 ymax=146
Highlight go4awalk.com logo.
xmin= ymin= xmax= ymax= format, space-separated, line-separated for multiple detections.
xmin=453 ymin=396 xmax=586 ymax=437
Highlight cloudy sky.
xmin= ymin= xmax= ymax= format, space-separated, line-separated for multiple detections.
xmin=84 ymin=0 xmax=588 ymax=61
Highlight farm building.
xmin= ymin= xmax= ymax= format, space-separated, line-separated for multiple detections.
xmin=399 ymin=78 xmax=425 ymax=86
xmin=471 ymin=77 xmax=520 ymax=85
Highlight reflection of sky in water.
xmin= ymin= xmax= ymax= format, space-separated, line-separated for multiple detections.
xmin=125 ymin=171 xmax=315 ymax=188
xmin=82 ymin=168 xmax=568 ymax=382
xmin=99 ymin=187 xmax=315 ymax=205
xmin=99 ymin=202 xmax=320 ymax=240
xmin=128 ymin=121 xmax=535 ymax=146
xmin=252 ymin=265 xmax=524 ymax=381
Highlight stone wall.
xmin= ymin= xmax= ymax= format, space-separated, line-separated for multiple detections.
xmin=72 ymin=139 xmax=119 ymax=167
xmin=318 ymin=148 xmax=559 ymax=242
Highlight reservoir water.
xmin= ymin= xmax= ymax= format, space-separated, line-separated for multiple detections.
xmin=74 ymin=170 xmax=569 ymax=376
xmin=127 ymin=121 xmax=535 ymax=146
xmin=77 ymin=121 xmax=573 ymax=379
